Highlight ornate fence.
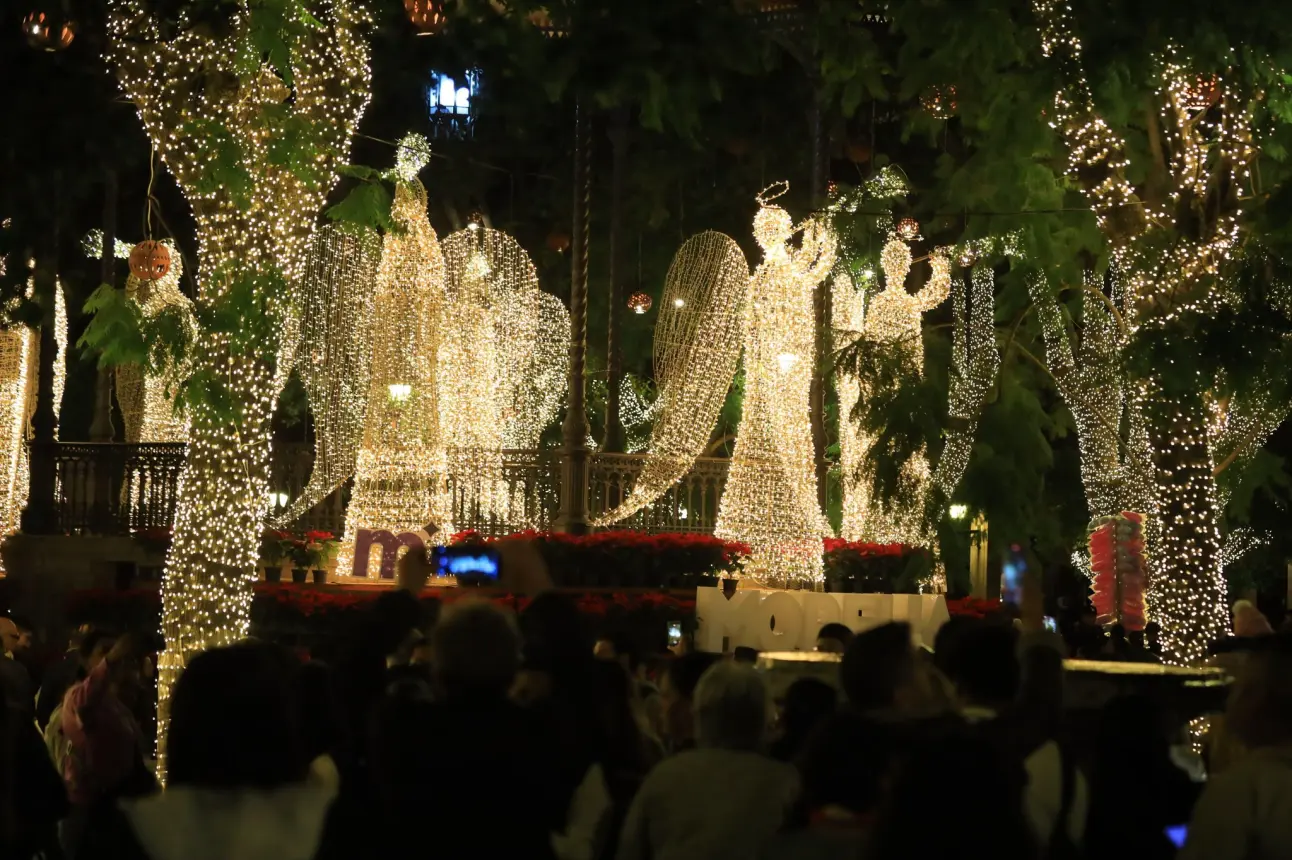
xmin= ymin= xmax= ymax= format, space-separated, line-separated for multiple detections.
xmin=44 ymin=441 xmax=729 ymax=537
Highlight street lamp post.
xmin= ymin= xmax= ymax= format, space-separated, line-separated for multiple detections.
xmin=556 ymin=100 xmax=592 ymax=534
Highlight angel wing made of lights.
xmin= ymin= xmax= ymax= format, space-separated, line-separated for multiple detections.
xmin=274 ymin=224 xmax=381 ymax=527
xmin=591 ymin=231 xmax=747 ymax=525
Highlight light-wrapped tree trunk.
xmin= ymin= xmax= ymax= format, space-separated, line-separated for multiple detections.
xmin=105 ymin=0 xmax=370 ymax=775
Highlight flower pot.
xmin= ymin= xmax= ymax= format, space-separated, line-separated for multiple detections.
xmin=291 ymin=567 xmax=308 ymax=584
xmin=311 ymin=568 xmax=327 ymax=585
xmin=264 ymin=566 xmax=282 ymax=583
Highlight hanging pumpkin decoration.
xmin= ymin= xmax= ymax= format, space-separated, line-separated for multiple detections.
xmin=129 ymin=240 xmax=171 ymax=281
xmin=405 ymin=0 xmax=447 ymax=35
xmin=895 ymin=217 xmax=921 ymax=242
xmin=826 ymin=180 xmax=839 ymax=199
xmin=920 ymin=85 xmax=958 ymax=120
xmin=627 ymin=292 xmax=652 ymax=315
xmin=546 ymin=232 xmax=571 ymax=254
xmin=23 ymin=9 xmax=74 ymax=51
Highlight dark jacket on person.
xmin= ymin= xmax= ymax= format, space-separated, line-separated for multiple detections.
xmin=1 ymin=713 xmax=69 ymax=860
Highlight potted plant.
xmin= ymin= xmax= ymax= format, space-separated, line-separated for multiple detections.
xmin=288 ymin=537 xmax=312 ymax=584
xmin=259 ymin=530 xmax=289 ymax=582
xmin=305 ymin=531 xmax=339 ymax=584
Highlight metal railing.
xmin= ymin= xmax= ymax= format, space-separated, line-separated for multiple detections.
xmin=43 ymin=441 xmax=729 ymax=537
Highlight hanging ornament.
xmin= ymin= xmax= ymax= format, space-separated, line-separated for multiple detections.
xmin=826 ymin=180 xmax=839 ymax=199
xmin=405 ymin=0 xmax=447 ymax=34
xmin=546 ymin=232 xmax=571 ymax=253
xmin=896 ymin=217 xmax=921 ymax=242
xmin=920 ymin=85 xmax=957 ymax=119
xmin=958 ymin=247 xmax=976 ymax=268
xmin=465 ymin=210 xmax=485 ymax=232
xmin=627 ymin=291 xmax=652 ymax=314
xmin=128 ymin=240 xmax=171 ymax=281
xmin=23 ymin=9 xmax=74 ymax=51
xmin=1181 ymin=74 xmax=1220 ymax=112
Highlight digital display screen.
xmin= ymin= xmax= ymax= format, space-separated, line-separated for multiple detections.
xmin=432 ymin=548 xmax=499 ymax=580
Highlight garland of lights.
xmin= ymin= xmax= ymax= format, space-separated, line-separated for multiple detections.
xmin=338 ymin=147 xmax=454 ymax=578
xmin=716 ymin=191 xmax=837 ymax=586
xmin=105 ymin=0 xmax=371 ymax=776
xmin=275 ymin=224 xmax=380 ymax=526
xmin=1029 ymin=0 xmax=1285 ymax=662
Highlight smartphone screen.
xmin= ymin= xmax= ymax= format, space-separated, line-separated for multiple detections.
xmin=1165 ymin=825 xmax=1187 ymax=848
xmin=1001 ymin=543 xmax=1025 ymax=605
xmin=432 ymin=545 xmax=500 ymax=585
xmin=667 ymin=622 xmax=682 ymax=647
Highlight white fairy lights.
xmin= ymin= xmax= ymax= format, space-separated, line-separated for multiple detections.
xmin=105 ymin=0 xmax=372 ymax=775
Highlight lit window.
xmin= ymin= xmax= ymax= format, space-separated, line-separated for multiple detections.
xmin=426 ymin=70 xmax=480 ymax=138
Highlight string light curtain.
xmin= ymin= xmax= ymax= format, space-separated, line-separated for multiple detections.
xmin=105 ymin=0 xmax=372 ymax=776
xmin=275 ymin=225 xmax=380 ymax=526
xmin=338 ymin=144 xmax=454 ymax=577
xmin=1031 ymin=0 xmax=1274 ymax=662
xmin=716 ymin=190 xmax=837 ymax=586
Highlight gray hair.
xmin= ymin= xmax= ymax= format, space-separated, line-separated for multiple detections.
xmin=693 ymin=661 xmax=770 ymax=751
xmin=432 ymin=599 xmax=520 ymax=695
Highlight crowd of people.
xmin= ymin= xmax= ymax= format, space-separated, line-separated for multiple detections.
xmin=2 ymin=552 xmax=1292 ymax=860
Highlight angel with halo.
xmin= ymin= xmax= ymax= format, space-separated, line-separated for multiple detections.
xmin=595 ymin=182 xmax=836 ymax=586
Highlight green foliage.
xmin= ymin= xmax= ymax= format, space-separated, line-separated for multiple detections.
xmin=326 ymin=179 xmax=397 ymax=234
xmin=184 ymin=117 xmax=254 ymax=209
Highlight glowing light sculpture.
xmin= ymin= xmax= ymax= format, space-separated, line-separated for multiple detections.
xmin=594 ymin=231 xmax=746 ymax=525
xmin=275 ymin=225 xmax=380 ymax=525
xmin=717 ymin=198 xmax=836 ymax=586
xmin=842 ymin=236 xmax=950 ymax=546
xmin=597 ymin=186 xmax=835 ymax=587
xmin=338 ymin=142 xmax=453 ymax=577
xmin=105 ymin=0 xmax=372 ymax=776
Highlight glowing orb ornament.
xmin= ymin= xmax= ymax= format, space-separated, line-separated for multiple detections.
xmin=405 ymin=0 xmax=447 ymax=34
xmin=896 ymin=217 xmax=921 ymax=242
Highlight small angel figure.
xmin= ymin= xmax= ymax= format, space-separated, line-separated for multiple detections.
xmin=843 ymin=234 xmax=951 ymax=545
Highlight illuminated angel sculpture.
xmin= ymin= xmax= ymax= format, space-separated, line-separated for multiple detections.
xmin=283 ymin=137 xmax=568 ymax=553
xmin=338 ymin=138 xmax=454 ymax=576
xmin=596 ymin=184 xmax=836 ymax=586
xmin=439 ymin=226 xmax=567 ymax=525
xmin=841 ymin=235 xmax=951 ymax=545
